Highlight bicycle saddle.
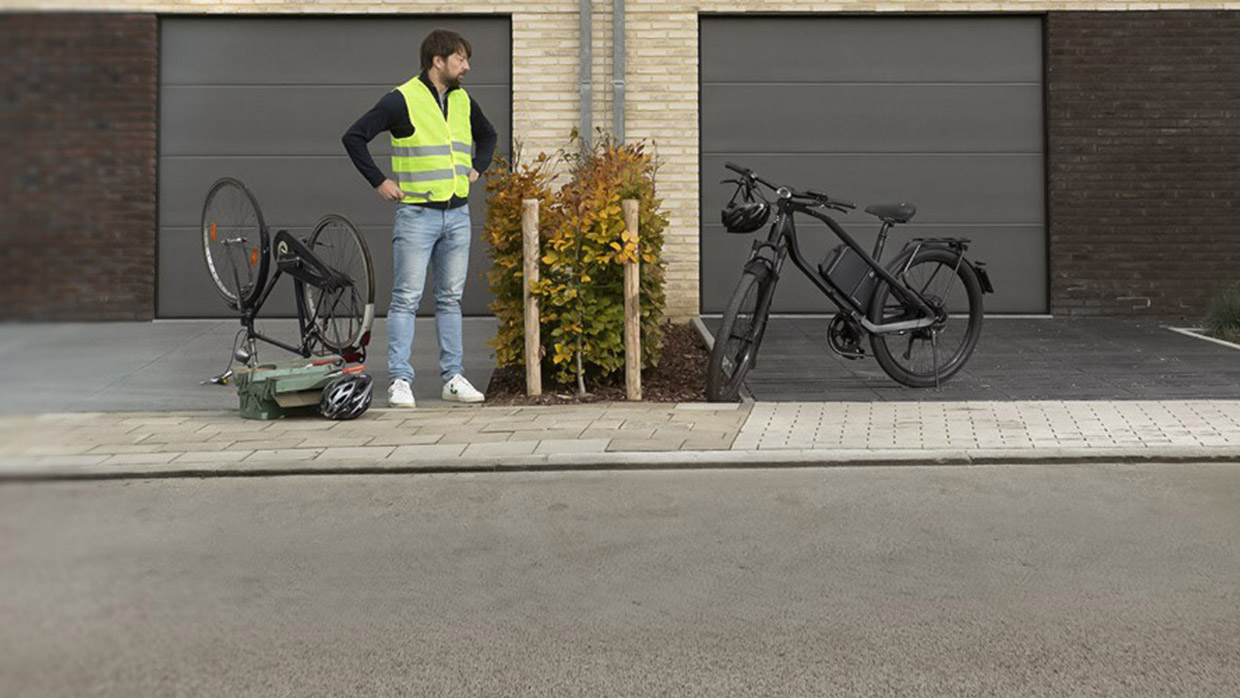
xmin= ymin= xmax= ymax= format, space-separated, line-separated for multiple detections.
xmin=864 ymin=202 xmax=917 ymax=224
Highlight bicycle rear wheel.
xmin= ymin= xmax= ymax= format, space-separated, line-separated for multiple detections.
xmin=201 ymin=177 xmax=268 ymax=310
xmin=304 ymin=214 xmax=375 ymax=357
xmin=706 ymin=269 xmax=775 ymax=402
xmin=868 ymin=247 xmax=983 ymax=388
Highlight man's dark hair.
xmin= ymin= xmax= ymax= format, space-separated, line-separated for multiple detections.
xmin=421 ymin=29 xmax=472 ymax=72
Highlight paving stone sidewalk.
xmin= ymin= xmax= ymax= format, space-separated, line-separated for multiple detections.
xmin=0 ymin=403 xmax=749 ymax=477
xmin=3 ymin=399 xmax=1240 ymax=479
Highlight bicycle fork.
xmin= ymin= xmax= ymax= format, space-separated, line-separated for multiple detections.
xmin=741 ymin=240 xmax=788 ymax=371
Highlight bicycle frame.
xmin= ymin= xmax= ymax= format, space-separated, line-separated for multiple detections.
xmin=752 ymin=197 xmax=941 ymax=335
xmin=237 ymin=230 xmax=355 ymax=360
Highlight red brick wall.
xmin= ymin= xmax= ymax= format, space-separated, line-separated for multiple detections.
xmin=1047 ymin=11 xmax=1240 ymax=318
xmin=0 ymin=13 xmax=157 ymax=321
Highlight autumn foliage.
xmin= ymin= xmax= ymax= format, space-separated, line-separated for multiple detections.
xmin=484 ymin=136 xmax=669 ymax=390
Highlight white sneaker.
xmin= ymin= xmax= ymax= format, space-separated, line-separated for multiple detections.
xmin=442 ymin=374 xmax=485 ymax=403
xmin=387 ymin=379 xmax=416 ymax=408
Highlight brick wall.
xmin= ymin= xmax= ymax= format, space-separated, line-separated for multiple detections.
xmin=0 ymin=13 xmax=158 ymax=321
xmin=1047 ymin=11 xmax=1240 ymax=317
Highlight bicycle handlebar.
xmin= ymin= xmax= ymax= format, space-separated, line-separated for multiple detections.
xmin=724 ymin=162 xmax=855 ymax=211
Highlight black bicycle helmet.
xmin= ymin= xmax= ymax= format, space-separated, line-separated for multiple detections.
xmin=319 ymin=373 xmax=373 ymax=420
xmin=721 ymin=180 xmax=771 ymax=233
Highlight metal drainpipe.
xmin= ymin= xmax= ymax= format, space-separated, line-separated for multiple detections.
xmin=579 ymin=0 xmax=592 ymax=150
xmin=614 ymin=0 xmax=625 ymax=142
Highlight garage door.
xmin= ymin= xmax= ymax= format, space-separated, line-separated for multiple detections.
xmin=158 ymin=17 xmax=510 ymax=318
xmin=701 ymin=16 xmax=1044 ymax=313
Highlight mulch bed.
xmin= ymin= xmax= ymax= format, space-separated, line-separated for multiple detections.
xmin=484 ymin=322 xmax=710 ymax=405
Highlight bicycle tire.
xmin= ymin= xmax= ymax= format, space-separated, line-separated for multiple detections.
xmin=706 ymin=269 xmax=776 ymax=402
xmin=304 ymin=214 xmax=376 ymax=357
xmin=201 ymin=177 xmax=268 ymax=310
xmin=868 ymin=246 xmax=983 ymax=388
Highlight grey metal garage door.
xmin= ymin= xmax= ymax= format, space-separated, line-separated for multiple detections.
xmin=701 ymin=16 xmax=1044 ymax=314
xmin=158 ymin=17 xmax=510 ymax=318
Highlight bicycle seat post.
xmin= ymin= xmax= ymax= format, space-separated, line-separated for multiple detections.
xmin=872 ymin=221 xmax=893 ymax=262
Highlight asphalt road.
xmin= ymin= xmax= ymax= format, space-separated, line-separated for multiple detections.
xmin=2 ymin=465 xmax=1238 ymax=697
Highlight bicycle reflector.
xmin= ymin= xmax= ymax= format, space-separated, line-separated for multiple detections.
xmin=250 ymin=249 xmax=259 ymax=266
xmin=210 ymin=221 xmax=217 ymax=242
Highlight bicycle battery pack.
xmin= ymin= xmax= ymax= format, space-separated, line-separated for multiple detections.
xmin=819 ymin=244 xmax=878 ymax=310
xmin=233 ymin=359 xmax=348 ymax=420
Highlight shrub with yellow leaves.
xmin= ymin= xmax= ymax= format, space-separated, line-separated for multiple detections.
xmin=484 ymin=135 xmax=668 ymax=393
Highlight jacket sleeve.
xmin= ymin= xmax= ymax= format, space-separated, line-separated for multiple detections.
xmin=341 ymin=91 xmax=411 ymax=188
xmin=470 ymin=97 xmax=499 ymax=174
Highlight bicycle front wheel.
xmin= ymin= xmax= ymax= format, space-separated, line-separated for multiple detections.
xmin=706 ymin=269 xmax=775 ymax=402
xmin=304 ymin=214 xmax=375 ymax=357
xmin=868 ymin=247 xmax=983 ymax=388
xmin=201 ymin=177 xmax=268 ymax=310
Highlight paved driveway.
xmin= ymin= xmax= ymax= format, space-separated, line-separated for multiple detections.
xmin=707 ymin=317 xmax=1240 ymax=401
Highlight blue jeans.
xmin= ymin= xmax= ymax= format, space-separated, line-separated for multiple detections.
xmin=387 ymin=204 xmax=471 ymax=384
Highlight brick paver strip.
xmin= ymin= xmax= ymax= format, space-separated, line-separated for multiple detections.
xmin=296 ymin=436 xmax=378 ymax=449
xmin=224 ymin=430 xmax=306 ymax=443
xmin=462 ymin=441 xmax=539 ymax=458
xmin=19 ymin=444 xmax=95 ymax=457
xmin=149 ymin=441 xmax=233 ymax=453
xmin=225 ymin=439 xmax=304 ymax=451
xmin=581 ymin=428 xmax=656 ymax=441
xmin=529 ymin=417 xmax=599 ymax=430
xmin=102 ymin=453 xmax=178 ymax=466
xmin=316 ymin=446 xmax=396 ymax=461
xmin=137 ymin=432 xmax=222 ymax=444
xmin=736 ymin=401 xmax=1240 ymax=451
xmin=387 ymin=444 xmax=467 ymax=461
xmin=366 ymin=433 xmax=444 ymax=447
xmin=87 ymin=444 xmax=165 ymax=455
xmin=608 ymin=438 xmax=687 ymax=452
xmin=34 ymin=455 xmax=110 ymax=467
xmin=507 ymin=428 xmax=587 ymax=441
xmin=193 ymin=422 xmax=273 ymax=434
xmin=401 ymin=416 xmax=474 ymax=427
xmin=262 ymin=421 xmax=338 ymax=433
xmin=438 ymin=432 xmax=511 ymax=445
xmin=534 ymin=439 xmax=611 ymax=455
xmin=245 ymin=449 xmax=322 ymax=462
xmin=174 ymin=451 xmax=250 ymax=464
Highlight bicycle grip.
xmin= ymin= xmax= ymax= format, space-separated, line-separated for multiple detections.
xmin=724 ymin=162 xmax=749 ymax=176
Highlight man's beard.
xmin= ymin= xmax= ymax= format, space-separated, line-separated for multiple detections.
xmin=446 ymin=74 xmax=463 ymax=89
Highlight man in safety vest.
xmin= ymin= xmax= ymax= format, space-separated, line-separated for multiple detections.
xmin=343 ymin=29 xmax=498 ymax=407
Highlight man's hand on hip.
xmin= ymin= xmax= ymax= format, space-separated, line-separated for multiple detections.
xmin=376 ymin=179 xmax=403 ymax=201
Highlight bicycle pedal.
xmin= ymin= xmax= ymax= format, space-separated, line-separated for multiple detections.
xmin=203 ymin=369 xmax=234 ymax=386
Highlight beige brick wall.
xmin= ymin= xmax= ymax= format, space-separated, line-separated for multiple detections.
xmin=4 ymin=0 xmax=1237 ymax=319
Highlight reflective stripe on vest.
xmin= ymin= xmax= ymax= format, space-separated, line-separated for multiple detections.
xmin=390 ymin=78 xmax=473 ymax=204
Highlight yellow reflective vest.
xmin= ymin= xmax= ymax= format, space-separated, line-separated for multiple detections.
xmin=390 ymin=77 xmax=473 ymax=204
